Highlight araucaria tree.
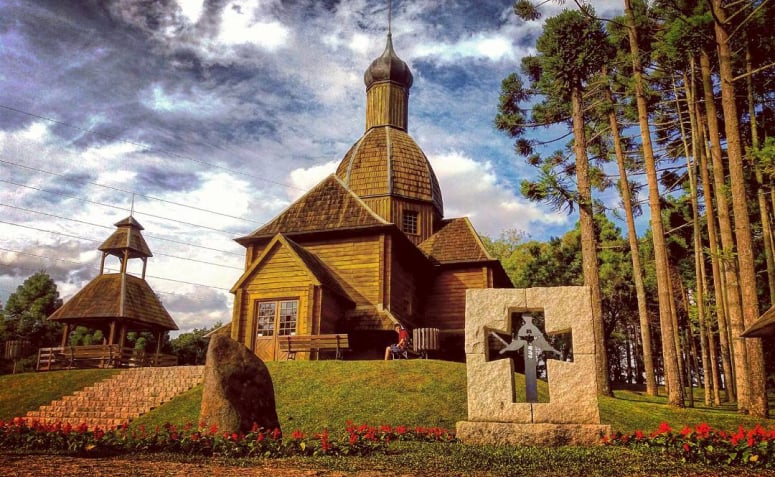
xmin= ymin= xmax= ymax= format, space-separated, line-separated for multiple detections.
xmin=496 ymin=7 xmax=613 ymax=396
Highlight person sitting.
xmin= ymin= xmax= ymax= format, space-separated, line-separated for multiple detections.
xmin=385 ymin=324 xmax=410 ymax=360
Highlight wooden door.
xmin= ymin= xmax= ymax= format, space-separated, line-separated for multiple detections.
xmin=253 ymin=299 xmax=299 ymax=361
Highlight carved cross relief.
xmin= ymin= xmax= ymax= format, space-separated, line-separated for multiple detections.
xmin=464 ymin=287 xmax=603 ymax=425
xmin=487 ymin=313 xmax=564 ymax=403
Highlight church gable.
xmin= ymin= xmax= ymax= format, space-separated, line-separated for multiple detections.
xmin=418 ymin=217 xmax=493 ymax=264
xmin=237 ymin=175 xmax=388 ymax=243
xmin=232 ymin=234 xmax=353 ymax=305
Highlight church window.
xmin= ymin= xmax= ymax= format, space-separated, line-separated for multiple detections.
xmin=255 ymin=299 xmax=298 ymax=337
xmin=403 ymin=210 xmax=418 ymax=235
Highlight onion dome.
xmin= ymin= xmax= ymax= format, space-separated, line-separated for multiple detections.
xmin=364 ymin=33 xmax=413 ymax=91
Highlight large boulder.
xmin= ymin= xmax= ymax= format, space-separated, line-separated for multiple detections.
xmin=199 ymin=335 xmax=281 ymax=435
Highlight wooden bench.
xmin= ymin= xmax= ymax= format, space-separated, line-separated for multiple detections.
xmin=282 ymin=334 xmax=349 ymax=360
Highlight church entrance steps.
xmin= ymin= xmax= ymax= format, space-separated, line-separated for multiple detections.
xmin=25 ymin=365 xmax=204 ymax=429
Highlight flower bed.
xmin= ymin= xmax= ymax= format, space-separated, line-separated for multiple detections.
xmin=0 ymin=417 xmax=455 ymax=457
xmin=605 ymin=422 xmax=775 ymax=469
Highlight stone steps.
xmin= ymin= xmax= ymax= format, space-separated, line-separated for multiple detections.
xmin=25 ymin=365 xmax=204 ymax=430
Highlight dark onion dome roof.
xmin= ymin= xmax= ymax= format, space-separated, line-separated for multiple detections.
xmin=336 ymin=126 xmax=443 ymax=215
xmin=364 ymin=33 xmax=413 ymax=90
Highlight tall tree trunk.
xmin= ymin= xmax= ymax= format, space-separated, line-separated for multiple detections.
xmin=710 ymin=0 xmax=768 ymax=418
xmin=605 ymin=72 xmax=656 ymax=395
xmin=747 ymin=44 xmax=775 ymax=305
xmin=695 ymin=70 xmax=735 ymax=401
xmin=668 ymin=268 xmax=685 ymax=402
xmin=570 ymin=83 xmax=610 ymax=396
xmin=679 ymin=68 xmax=712 ymax=407
xmin=700 ymin=242 xmax=722 ymax=406
xmin=699 ymin=46 xmax=749 ymax=411
xmin=623 ymin=0 xmax=683 ymax=407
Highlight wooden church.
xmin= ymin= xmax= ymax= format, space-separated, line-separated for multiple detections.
xmin=228 ymin=33 xmax=512 ymax=361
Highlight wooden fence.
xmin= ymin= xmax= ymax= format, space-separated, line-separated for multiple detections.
xmin=36 ymin=345 xmax=177 ymax=371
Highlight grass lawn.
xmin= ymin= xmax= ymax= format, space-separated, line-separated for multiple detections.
xmin=1 ymin=360 xmax=774 ymax=476
xmin=126 ymin=360 xmax=775 ymax=436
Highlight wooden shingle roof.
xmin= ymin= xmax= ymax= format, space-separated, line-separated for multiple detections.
xmin=418 ymin=217 xmax=494 ymax=264
xmin=336 ymin=126 xmax=443 ymax=215
xmin=236 ymin=175 xmax=388 ymax=244
xmin=49 ymin=273 xmax=178 ymax=330
xmin=742 ymin=305 xmax=775 ymax=338
xmin=98 ymin=216 xmax=152 ymax=259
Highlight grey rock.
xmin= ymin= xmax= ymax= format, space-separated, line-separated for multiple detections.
xmin=199 ymin=335 xmax=281 ymax=435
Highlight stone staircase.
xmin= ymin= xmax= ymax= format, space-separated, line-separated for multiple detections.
xmin=25 ymin=365 xmax=205 ymax=429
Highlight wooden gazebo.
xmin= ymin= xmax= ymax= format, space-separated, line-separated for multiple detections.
xmin=38 ymin=216 xmax=178 ymax=370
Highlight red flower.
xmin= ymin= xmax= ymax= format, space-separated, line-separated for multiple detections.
xmin=634 ymin=430 xmax=645 ymax=440
xmin=272 ymin=427 xmax=282 ymax=440
xmin=680 ymin=426 xmax=692 ymax=437
xmin=695 ymin=422 xmax=711 ymax=437
xmin=292 ymin=430 xmax=304 ymax=440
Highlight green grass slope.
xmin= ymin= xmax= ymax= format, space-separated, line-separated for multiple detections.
xmin=132 ymin=360 xmax=772 ymax=435
xmin=1 ymin=361 xmax=771 ymax=436
xmin=0 ymin=369 xmax=118 ymax=421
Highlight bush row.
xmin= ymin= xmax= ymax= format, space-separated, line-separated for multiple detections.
xmin=605 ymin=422 xmax=775 ymax=469
xmin=0 ymin=418 xmax=455 ymax=457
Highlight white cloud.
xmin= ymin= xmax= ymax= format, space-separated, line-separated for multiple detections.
xmin=414 ymin=33 xmax=518 ymax=62
xmin=288 ymin=160 xmax=339 ymax=199
xmin=218 ymin=1 xmax=290 ymax=51
xmin=429 ymin=151 xmax=567 ymax=237
xmin=177 ymin=0 xmax=204 ymax=24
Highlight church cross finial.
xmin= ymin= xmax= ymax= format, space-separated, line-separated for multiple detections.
xmin=388 ymin=0 xmax=392 ymax=35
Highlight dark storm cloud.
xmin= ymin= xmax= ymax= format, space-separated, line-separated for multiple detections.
xmin=0 ymin=240 xmax=97 ymax=284
xmin=135 ymin=165 xmax=201 ymax=193
xmin=162 ymin=287 xmax=228 ymax=314
xmin=0 ymin=0 xmax=322 ymax=177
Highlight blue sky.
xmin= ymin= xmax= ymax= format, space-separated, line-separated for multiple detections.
xmin=0 ymin=0 xmax=625 ymax=335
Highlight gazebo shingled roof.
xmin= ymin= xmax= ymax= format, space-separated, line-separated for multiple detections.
xmin=99 ymin=216 xmax=152 ymax=259
xmin=49 ymin=273 xmax=178 ymax=331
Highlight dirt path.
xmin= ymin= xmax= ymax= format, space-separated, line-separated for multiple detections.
xmin=0 ymin=454 xmax=404 ymax=477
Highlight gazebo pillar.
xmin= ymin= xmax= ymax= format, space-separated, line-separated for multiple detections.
xmin=108 ymin=321 xmax=116 ymax=345
xmin=60 ymin=324 xmax=70 ymax=348
xmin=117 ymin=324 xmax=128 ymax=349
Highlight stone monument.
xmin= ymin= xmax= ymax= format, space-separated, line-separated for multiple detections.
xmin=456 ymin=287 xmax=611 ymax=446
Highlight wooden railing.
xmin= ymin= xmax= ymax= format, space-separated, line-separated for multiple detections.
xmin=36 ymin=345 xmax=178 ymax=371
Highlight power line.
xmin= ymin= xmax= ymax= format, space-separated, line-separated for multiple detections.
xmin=1 ymin=179 xmax=241 ymax=236
xmin=0 ymin=246 xmax=232 ymax=291
xmin=0 ymin=212 xmax=244 ymax=257
xmin=0 ymin=158 xmax=264 ymax=224
xmin=0 ymin=103 xmax=304 ymax=191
